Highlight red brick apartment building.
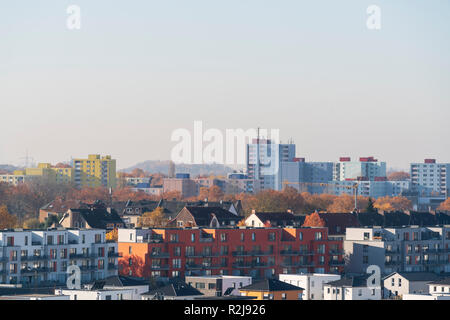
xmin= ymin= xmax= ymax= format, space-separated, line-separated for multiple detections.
xmin=117 ymin=227 xmax=345 ymax=279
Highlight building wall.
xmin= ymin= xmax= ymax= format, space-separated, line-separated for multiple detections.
xmin=278 ymin=273 xmax=341 ymax=300
xmin=0 ymin=229 xmax=118 ymax=285
xmin=240 ymin=289 xmax=302 ymax=300
xmin=118 ymin=227 xmax=345 ymax=280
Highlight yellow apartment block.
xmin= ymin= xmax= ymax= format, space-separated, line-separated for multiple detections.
xmin=73 ymin=154 xmax=117 ymax=189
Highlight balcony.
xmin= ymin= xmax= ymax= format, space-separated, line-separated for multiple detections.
xmin=232 ymin=263 xmax=252 ymax=268
xmin=21 ymin=267 xmax=49 ymax=274
xmin=107 ymin=264 xmax=118 ymax=270
xmin=70 ymin=253 xmax=90 ymax=259
xmin=107 ymin=252 xmax=122 ymax=258
xmin=329 ymin=250 xmax=345 ymax=255
xmin=20 ymin=255 xmax=49 ymax=261
xmin=280 ymin=250 xmax=299 ymax=255
xmin=149 ymin=252 xmax=170 ymax=258
xmin=329 ymin=260 xmax=345 ymax=266
xmin=385 ymin=261 xmax=401 ymax=266
xmin=232 ymin=251 xmax=251 ymax=257
xmin=80 ymin=266 xmax=97 ymax=272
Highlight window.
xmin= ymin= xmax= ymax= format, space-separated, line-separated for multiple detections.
xmin=315 ymin=232 xmax=322 ymax=240
xmin=191 ymin=233 xmax=195 ymax=243
xmin=220 ymin=234 xmax=227 ymax=242
xmin=281 ymin=293 xmax=287 ymax=300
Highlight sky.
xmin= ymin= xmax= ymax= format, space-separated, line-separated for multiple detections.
xmin=0 ymin=0 xmax=449 ymax=170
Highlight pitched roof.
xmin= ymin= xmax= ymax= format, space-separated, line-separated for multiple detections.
xmin=143 ymin=280 xmax=203 ymax=297
xmin=40 ymin=199 xmax=87 ymax=214
xmin=326 ymin=275 xmax=371 ymax=288
xmin=240 ymin=279 xmax=304 ymax=292
xmin=316 ymin=212 xmax=360 ymax=235
xmin=90 ymin=275 xmax=149 ymax=289
xmin=253 ymin=212 xmax=297 ymax=223
xmin=69 ymin=201 xmax=124 ymax=229
xmin=392 ymin=272 xmax=442 ymax=282
xmin=181 ymin=206 xmax=241 ymax=226
xmin=429 ymin=277 xmax=450 ymax=286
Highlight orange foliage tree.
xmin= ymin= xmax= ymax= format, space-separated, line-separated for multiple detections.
xmin=198 ymin=185 xmax=224 ymax=202
xmin=0 ymin=205 xmax=18 ymax=229
xmin=438 ymin=198 xmax=450 ymax=211
xmin=302 ymin=211 xmax=326 ymax=227
xmin=119 ymin=254 xmax=147 ymax=277
xmin=387 ymin=171 xmax=410 ymax=181
xmin=374 ymin=196 xmax=412 ymax=212
xmin=327 ymin=194 xmax=369 ymax=213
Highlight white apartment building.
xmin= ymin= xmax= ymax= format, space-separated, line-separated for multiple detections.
xmin=323 ymin=275 xmax=381 ymax=300
xmin=55 ymin=288 xmax=134 ymax=300
xmin=411 ymin=159 xmax=449 ymax=198
xmin=0 ymin=228 xmax=119 ymax=286
xmin=383 ymin=272 xmax=442 ymax=298
xmin=403 ymin=278 xmax=450 ymax=300
xmin=333 ymin=157 xmax=386 ymax=181
xmin=278 ymin=273 xmax=341 ymax=300
xmin=186 ymin=275 xmax=252 ymax=296
xmin=344 ymin=226 xmax=450 ymax=276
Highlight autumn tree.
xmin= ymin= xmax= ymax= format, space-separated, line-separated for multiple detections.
xmin=374 ymin=196 xmax=412 ymax=212
xmin=302 ymin=211 xmax=326 ymax=227
xmin=139 ymin=207 xmax=166 ymax=228
xmin=0 ymin=205 xmax=18 ymax=229
xmin=327 ymin=194 xmax=369 ymax=213
xmin=22 ymin=218 xmax=41 ymax=229
xmin=119 ymin=254 xmax=147 ymax=277
xmin=237 ymin=219 xmax=246 ymax=227
xmin=438 ymin=198 xmax=450 ymax=211
xmin=198 ymin=185 xmax=224 ymax=202
xmin=106 ymin=228 xmax=118 ymax=242
xmin=387 ymin=171 xmax=410 ymax=181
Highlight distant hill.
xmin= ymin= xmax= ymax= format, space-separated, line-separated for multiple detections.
xmin=122 ymin=160 xmax=240 ymax=177
xmin=0 ymin=164 xmax=21 ymax=174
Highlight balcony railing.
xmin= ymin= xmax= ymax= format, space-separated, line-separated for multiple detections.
xmin=20 ymin=255 xmax=49 ymax=261
xmin=280 ymin=250 xmax=299 ymax=255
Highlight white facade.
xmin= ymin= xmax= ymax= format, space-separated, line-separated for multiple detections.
xmin=383 ymin=272 xmax=439 ymax=298
xmin=0 ymin=228 xmax=118 ymax=286
xmin=344 ymin=226 xmax=450 ymax=276
xmin=55 ymin=288 xmax=134 ymax=300
xmin=411 ymin=160 xmax=449 ymax=198
xmin=333 ymin=158 xmax=386 ymax=182
xmin=323 ymin=282 xmax=381 ymax=300
xmin=279 ymin=273 xmax=341 ymax=300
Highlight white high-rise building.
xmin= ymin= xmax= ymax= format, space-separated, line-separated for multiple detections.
xmin=333 ymin=157 xmax=386 ymax=181
xmin=411 ymin=159 xmax=449 ymax=198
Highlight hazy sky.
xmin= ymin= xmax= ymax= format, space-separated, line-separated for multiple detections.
xmin=1 ymin=0 xmax=449 ymax=170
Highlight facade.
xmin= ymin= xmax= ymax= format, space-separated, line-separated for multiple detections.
xmin=323 ymin=275 xmax=381 ymax=300
xmin=239 ymin=278 xmax=303 ymax=300
xmin=163 ymin=176 xmax=197 ymax=198
xmin=403 ymin=278 xmax=450 ymax=300
xmin=72 ymin=154 xmax=117 ymax=189
xmin=55 ymin=288 xmax=134 ymax=300
xmin=333 ymin=157 xmax=386 ymax=182
xmin=383 ymin=272 xmax=442 ymax=298
xmin=117 ymin=227 xmax=345 ymax=280
xmin=185 ymin=275 xmax=252 ymax=296
xmin=247 ymin=139 xmax=296 ymax=191
xmin=278 ymin=273 xmax=341 ymax=300
xmin=0 ymin=163 xmax=73 ymax=186
xmin=281 ymin=159 xmax=334 ymax=194
xmin=0 ymin=228 xmax=119 ymax=286
xmin=344 ymin=226 xmax=450 ymax=276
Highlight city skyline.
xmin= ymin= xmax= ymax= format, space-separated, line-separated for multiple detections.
xmin=1 ymin=0 xmax=449 ymax=170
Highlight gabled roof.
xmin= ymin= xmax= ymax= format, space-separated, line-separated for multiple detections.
xmin=429 ymin=277 xmax=450 ymax=286
xmin=90 ymin=276 xmax=149 ymax=289
xmin=240 ymin=279 xmax=304 ymax=292
xmin=180 ymin=206 xmax=241 ymax=226
xmin=316 ymin=212 xmax=360 ymax=235
xmin=143 ymin=280 xmax=203 ymax=297
xmin=69 ymin=201 xmax=123 ymax=229
xmin=383 ymin=272 xmax=442 ymax=282
xmin=253 ymin=212 xmax=297 ymax=223
xmin=40 ymin=199 xmax=87 ymax=214
xmin=326 ymin=275 xmax=371 ymax=288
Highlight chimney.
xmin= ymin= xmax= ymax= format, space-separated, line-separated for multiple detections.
xmin=106 ymin=207 xmax=111 ymax=214
xmin=251 ymin=209 xmax=256 ymax=214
